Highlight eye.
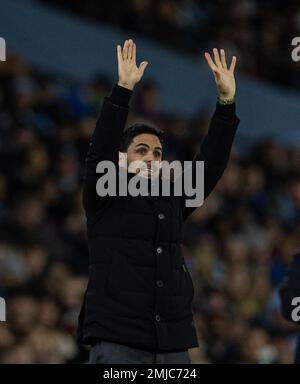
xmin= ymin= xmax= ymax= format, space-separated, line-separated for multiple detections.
xmin=154 ymin=151 xmax=162 ymax=158
xmin=137 ymin=148 xmax=147 ymax=155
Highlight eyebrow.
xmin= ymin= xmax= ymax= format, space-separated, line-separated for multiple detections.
xmin=135 ymin=143 xmax=162 ymax=151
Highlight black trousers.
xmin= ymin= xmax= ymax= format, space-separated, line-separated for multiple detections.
xmin=89 ymin=340 xmax=191 ymax=364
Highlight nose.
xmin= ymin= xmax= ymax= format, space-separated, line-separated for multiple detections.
xmin=143 ymin=152 xmax=156 ymax=162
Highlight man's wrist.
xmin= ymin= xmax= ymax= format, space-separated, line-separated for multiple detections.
xmin=215 ymin=99 xmax=236 ymax=120
xmin=118 ymin=81 xmax=135 ymax=91
xmin=217 ymin=95 xmax=235 ymax=105
xmin=110 ymin=83 xmax=133 ymax=107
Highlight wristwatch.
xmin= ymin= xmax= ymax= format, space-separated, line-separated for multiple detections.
xmin=217 ymin=96 xmax=235 ymax=105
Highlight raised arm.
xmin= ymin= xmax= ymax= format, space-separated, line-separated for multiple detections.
xmin=182 ymin=49 xmax=240 ymax=220
xmin=82 ymin=39 xmax=148 ymax=214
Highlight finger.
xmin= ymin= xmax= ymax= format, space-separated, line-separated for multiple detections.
xmin=138 ymin=61 xmax=149 ymax=75
xmin=122 ymin=40 xmax=127 ymax=59
xmin=204 ymin=52 xmax=218 ymax=72
xmin=229 ymin=55 xmax=237 ymax=73
xmin=213 ymin=70 xmax=221 ymax=82
xmin=132 ymin=42 xmax=136 ymax=63
xmin=220 ymin=49 xmax=228 ymax=70
xmin=123 ymin=40 xmax=129 ymax=60
xmin=128 ymin=39 xmax=133 ymax=60
xmin=117 ymin=45 xmax=123 ymax=65
xmin=213 ymin=48 xmax=222 ymax=68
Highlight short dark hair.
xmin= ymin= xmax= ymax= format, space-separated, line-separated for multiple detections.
xmin=120 ymin=123 xmax=164 ymax=152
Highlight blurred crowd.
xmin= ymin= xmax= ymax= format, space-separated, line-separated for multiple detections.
xmin=0 ymin=52 xmax=299 ymax=364
xmin=37 ymin=0 xmax=300 ymax=91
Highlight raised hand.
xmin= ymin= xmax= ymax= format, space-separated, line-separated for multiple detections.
xmin=204 ymin=48 xmax=237 ymax=102
xmin=117 ymin=39 xmax=149 ymax=90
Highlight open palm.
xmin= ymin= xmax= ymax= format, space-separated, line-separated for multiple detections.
xmin=117 ymin=39 xmax=148 ymax=90
xmin=205 ymin=48 xmax=237 ymax=101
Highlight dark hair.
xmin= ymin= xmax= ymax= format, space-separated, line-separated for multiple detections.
xmin=119 ymin=123 xmax=164 ymax=152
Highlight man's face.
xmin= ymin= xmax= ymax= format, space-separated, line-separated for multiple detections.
xmin=126 ymin=133 xmax=162 ymax=178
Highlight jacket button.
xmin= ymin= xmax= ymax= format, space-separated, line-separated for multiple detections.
xmin=156 ymin=247 xmax=163 ymax=254
xmin=155 ymin=314 xmax=161 ymax=322
xmin=158 ymin=213 xmax=165 ymax=220
xmin=156 ymin=280 xmax=163 ymax=287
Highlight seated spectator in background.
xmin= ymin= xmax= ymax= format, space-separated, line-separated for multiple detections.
xmin=279 ymin=249 xmax=300 ymax=364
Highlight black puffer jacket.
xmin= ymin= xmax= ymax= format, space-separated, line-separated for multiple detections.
xmin=77 ymin=84 xmax=239 ymax=352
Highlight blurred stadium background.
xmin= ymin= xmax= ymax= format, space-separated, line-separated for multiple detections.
xmin=0 ymin=0 xmax=299 ymax=364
